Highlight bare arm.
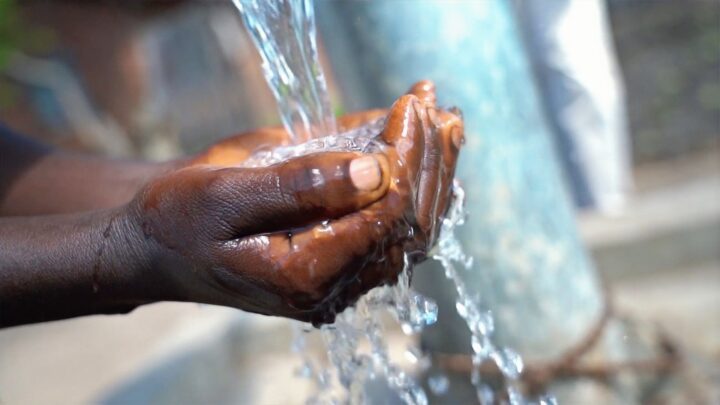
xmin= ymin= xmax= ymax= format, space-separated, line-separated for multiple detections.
xmin=0 ymin=151 xmax=390 ymax=328
xmin=0 ymin=81 xmax=463 ymax=328
xmin=0 ymin=124 xmax=173 ymax=216
xmin=0 ymin=208 xmax=162 ymax=327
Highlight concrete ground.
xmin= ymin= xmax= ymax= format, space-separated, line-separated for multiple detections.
xmin=0 ymin=149 xmax=718 ymax=404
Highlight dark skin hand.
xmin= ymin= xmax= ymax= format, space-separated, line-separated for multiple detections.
xmin=0 ymin=80 xmax=463 ymax=327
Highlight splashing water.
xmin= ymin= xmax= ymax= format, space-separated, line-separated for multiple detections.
xmin=233 ymin=0 xmax=336 ymax=143
xmin=242 ymin=118 xmax=386 ymax=168
xmin=242 ymin=124 xmax=549 ymax=404
xmin=234 ymin=0 xmax=555 ymax=403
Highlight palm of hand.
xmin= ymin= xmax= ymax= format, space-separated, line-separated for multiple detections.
xmin=136 ymin=81 xmax=463 ymax=324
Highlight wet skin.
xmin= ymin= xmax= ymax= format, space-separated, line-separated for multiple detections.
xmin=0 ymin=81 xmax=463 ymax=327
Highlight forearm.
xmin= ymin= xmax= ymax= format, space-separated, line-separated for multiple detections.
xmin=0 ymin=125 xmax=176 ymax=216
xmin=0 ymin=209 xmax=165 ymax=327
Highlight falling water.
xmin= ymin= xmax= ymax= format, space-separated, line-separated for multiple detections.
xmin=234 ymin=0 xmax=555 ymax=403
xmin=233 ymin=0 xmax=336 ymax=143
xmin=241 ymin=123 xmax=555 ymax=404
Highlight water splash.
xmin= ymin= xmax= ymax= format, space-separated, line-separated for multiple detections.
xmin=427 ymin=374 xmax=449 ymax=396
xmin=243 ymin=123 xmax=548 ymax=404
xmin=433 ymin=184 xmax=527 ymax=403
xmin=233 ymin=0 xmax=336 ymax=143
xmin=233 ymin=0 xmax=554 ymax=403
xmin=242 ymin=118 xmax=385 ymax=168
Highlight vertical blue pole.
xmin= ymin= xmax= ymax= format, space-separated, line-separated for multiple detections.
xmin=318 ymin=0 xmax=603 ymax=361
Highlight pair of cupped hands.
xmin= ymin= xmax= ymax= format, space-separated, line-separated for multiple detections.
xmin=129 ymin=81 xmax=463 ymax=325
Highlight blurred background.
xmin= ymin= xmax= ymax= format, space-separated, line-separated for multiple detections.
xmin=0 ymin=0 xmax=718 ymax=404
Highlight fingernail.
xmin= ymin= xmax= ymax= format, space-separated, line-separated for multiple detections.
xmin=451 ymin=126 xmax=464 ymax=149
xmin=349 ymin=156 xmax=382 ymax=191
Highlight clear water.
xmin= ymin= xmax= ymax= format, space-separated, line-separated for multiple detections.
xmin=233 ymin=0 xmax=336 ymax=143
xmin=241 ymin=118 xmax=386 ymax=168
xmin=234 ymin=0 xmax=555 ymax=403
xmin=243 ymin=126 xmax=544 ymax=404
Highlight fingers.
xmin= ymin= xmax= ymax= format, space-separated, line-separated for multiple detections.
xmin=336 ymin=109 xmax=387 ymax=133
xmin=381 ymin=95 xmax=427 ymax=198
xmin=217 ymin=210 xmax=377 ymax=304
xmin=414 ymin=104 xmax=443 ymax=239
xmin=381 ymin=81 xmax=464 ymax=247
xmin=195 ymin=128 xmax=292 ymax=166
xmin=381 ymin=90 xmax=442 ymax=240
xmin=436 ymin=110 xmax=464 ymax=162
xmin=381 ymin=94 xmax=420 ymax=147
xmin=432 ymin=110 xmax=464 ymax=231
xmin=256 ymin=209 xmax=403 ymax=317
xmin=333 ymin=79 xmax=437 ymax=136
xmin=209 ymin=81 xmax=463 ymax=325
xmin=213 ymin=152 xmax=390 ymax=237
xmin=406 ymin=80 xmax=437 ymax=107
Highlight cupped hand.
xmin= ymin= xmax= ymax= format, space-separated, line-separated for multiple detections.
xmin=127 ymin=80 xmax=463 ymax=324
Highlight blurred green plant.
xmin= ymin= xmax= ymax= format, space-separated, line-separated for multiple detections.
xmin=0 ymin=0 xmax=23 ymax=69
xmin=0 ymin=0 xmax=55 ymax=107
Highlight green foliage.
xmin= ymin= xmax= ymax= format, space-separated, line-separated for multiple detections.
xmin=0 ymin=0 xmax=22 ymax=69
xmin=0 ymin=0 xmax=55 ymax=67
xmin=0 ymin=0 xmax=55 ymax=107
xmin=0 ymin=0 xmax=22 ymax=107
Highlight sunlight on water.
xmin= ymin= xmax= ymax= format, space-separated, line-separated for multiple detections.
xmin=233 ymin=0 xmax=556 ymax=403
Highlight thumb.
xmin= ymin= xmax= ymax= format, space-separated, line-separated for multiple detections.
xmin=215 ymin=152 xmax=390 ymax=236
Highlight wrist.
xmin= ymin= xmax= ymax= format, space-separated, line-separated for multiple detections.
xmin=105 ymin=204 xmax=165 ymax=305
xmin=113 ymin=197 xmax=194 ymax=305
xmin=0 ymin=208 xmax=163 ymax=327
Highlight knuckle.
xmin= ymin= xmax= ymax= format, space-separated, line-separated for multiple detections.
xmin=274 ymin=168 xmax=301 ymax=210
xmin=203 ymin=170 xmax=235 ymax=200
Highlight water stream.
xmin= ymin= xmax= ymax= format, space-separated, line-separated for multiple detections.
xmin=233 ymin=1 xmax=555 ymax=403
xmin=233 ymin=0 xmax=336 ymax=143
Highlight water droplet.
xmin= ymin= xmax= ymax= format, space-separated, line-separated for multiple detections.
xmin=317 ymin=220 xmax=334 ymax=236
xmin=507 ymin=386 xmax=524 ymax=405
xmin=476 ymin=384 xmax=494 ymax=404
xmin=310 ymin=168 xmax=324 ymax=187
xmin=415 ymin=295 xmax=438 ymax=326
xmin=455 ymin=300 xmax=468 ymax=317
xmin=428 ymin=374 xmax=450 ymax=395
xmin=404 ymin=347 xmax=422 ymax=364
xmin=471 ymin=335 xmax=488 ymax=356
xmin=401 ymin=322 xmax=416 ymax=335
xmin=476 ymin=310 xmax=495 ymax=335
xmin=538 ymin=394 xmax=558 ymax=405
xmin=294 ymin=361 xmax=314 ymax=378
xmin=493 ymin=348 xmax=524 ymax=379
